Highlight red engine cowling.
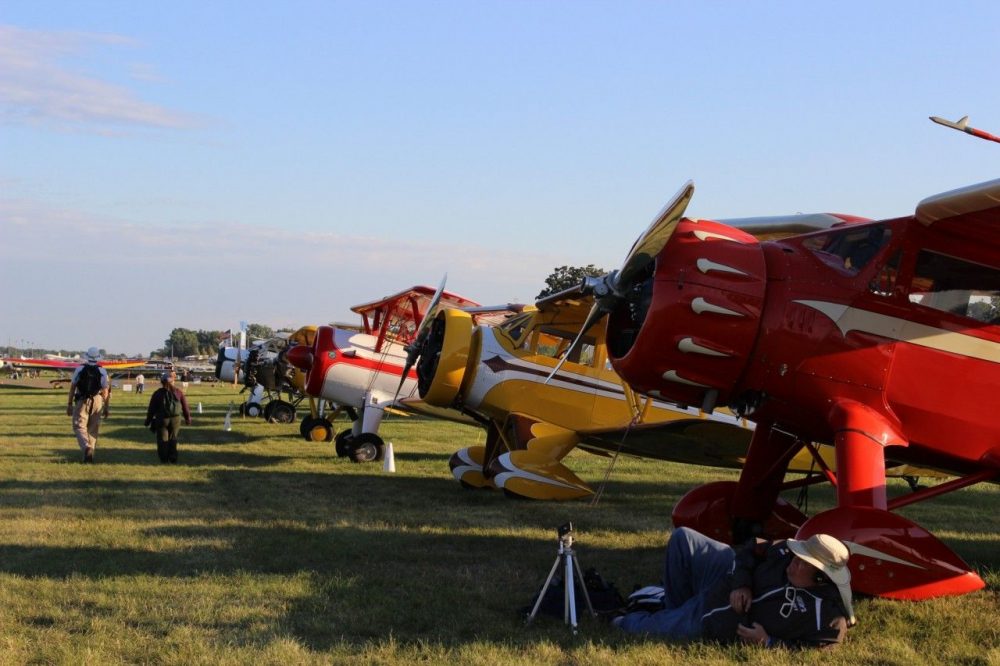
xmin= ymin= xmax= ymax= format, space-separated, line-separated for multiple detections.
xmin=286 ymin=324 xmax=338 ymax=397
xmin=608 ymin=218 xmax=767 ymax=410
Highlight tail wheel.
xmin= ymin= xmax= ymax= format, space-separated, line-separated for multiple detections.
xmin=334 ymin=428 xmax=355 ymax=457
xmin=348 ymin=433 xmax=385 ymax=463
xmin=268 ymin=400 xmax=296 ymax=424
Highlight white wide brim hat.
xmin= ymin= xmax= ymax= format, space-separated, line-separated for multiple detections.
xmin=787 ymin=534 xmax=855 ymax=626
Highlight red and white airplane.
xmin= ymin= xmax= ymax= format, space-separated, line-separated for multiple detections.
xmin=552 ymin=140 xmax=999 ymax=602
xmin=285 ymin=281 xmax=514 ymax=462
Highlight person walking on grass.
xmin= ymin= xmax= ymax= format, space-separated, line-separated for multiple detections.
xmin=144 ymin=370 xmax=191 ymax=463
xmin=66 ymin=347 xmax=111 ymax=463
xmin=135 ymin=372 xmax=145 ymax=394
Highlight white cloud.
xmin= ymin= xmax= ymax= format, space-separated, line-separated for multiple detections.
xmin=0 ymin=24 xmax=196 ymax=131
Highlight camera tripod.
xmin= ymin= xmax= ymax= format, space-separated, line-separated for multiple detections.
xmin=525 ymin=523 xmax=596 ymax=634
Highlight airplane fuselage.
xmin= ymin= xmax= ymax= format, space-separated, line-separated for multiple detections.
xmin=608 ymin=215 xmax=1000 ymax=477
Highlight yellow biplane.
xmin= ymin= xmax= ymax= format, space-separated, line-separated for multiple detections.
xmin=405 ymin=290 xmax=933 ymax=500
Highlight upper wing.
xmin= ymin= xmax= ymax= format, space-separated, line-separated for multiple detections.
xmin=915 ymin=178 xmax=1000 ymax=255
xmin=350 ymin=285 xmax=480 ymax=316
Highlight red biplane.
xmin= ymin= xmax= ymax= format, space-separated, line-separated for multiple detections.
xmin=549 ymin=165 xmax=999 ymax=601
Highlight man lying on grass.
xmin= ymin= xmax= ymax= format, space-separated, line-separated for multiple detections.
xmin=614 ymin=527 xmax=854 ymax=649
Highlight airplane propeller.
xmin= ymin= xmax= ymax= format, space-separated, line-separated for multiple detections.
xmin=545 ymin=181 xmax=695 ymax=382
xmin=391 ymin=273 xmax=448 ymax=403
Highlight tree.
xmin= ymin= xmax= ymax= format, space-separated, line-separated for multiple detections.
xmin=163 ymin=328 xmax=199 ymax=358
xmin=247 ymin=323 xmax=274 ymax=341
xmin=536 ymin=264 xmax=606 ymax=300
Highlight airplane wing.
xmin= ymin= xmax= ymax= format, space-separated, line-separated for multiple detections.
xmin=915 ymin=178 xmax=1000 ymax=253
xmin=577 ymin=419 xmax=752 ymax=469
xmin=576 ymin=419 xmax=943 ymax=477
xmin=395 ymin=397 xmax=481 ymax=427
xmin=1 ymin=357 xmax=145 ymax=371
xmin=350 ymin=285 xmax=480 ymax=316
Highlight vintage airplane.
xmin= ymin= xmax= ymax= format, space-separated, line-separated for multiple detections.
xmin=544 ymin=167 xmax=999 ymax=601
xmin=284 ymin=282 xmax=510 ymax=462
xmin=403 ymin=269 xmax=933 ymax=500
xmin=215 ymin=326 xmax=316 ymax=425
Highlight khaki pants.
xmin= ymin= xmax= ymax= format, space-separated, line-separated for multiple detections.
xmin=73 ymin=394 xmax=105 ymax=453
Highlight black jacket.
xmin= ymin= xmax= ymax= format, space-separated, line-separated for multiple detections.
xmin=700 ymin=539 xmax=848 ymax=648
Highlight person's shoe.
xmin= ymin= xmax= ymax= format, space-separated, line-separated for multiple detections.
xmin=83 ymin=448 xmax=94 ymax=463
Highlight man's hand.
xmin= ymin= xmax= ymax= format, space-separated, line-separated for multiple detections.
xmin=102 ymin=407 xmax=110 ymax=418
xmin=66 ymin=406 xmax=73 ymax=417
xmin=729 ymin=587 xmax=752 ymax=614
xmin=736 ymin=621 xmax=769 ymax=645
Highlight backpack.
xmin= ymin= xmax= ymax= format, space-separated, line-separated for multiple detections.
xmin=160 ymin=389 xmax=182 ymax=418
xmin=523 ymin=567 xmax=626 ymax=621
xmin=75 ymin=365 xmax=103 ymax=399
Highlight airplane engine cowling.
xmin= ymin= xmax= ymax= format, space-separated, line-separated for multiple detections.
xmin=418 ymin=309 xmax=474 ymax=407
xmin=608 ymin=218 xmax=766 ymax=409
xmin=286 ymin=325 xmax=338 ymax=397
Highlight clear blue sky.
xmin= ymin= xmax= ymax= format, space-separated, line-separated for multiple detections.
xmin=2 ymin=1 xmax=999 ymax=355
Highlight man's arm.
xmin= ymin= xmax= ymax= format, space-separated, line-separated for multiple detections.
xmin=66 ymin=381 xmax=76 ymax=416
xmin=101 ymin=371 xmax=111 ymax=417
xmin=179 ymin=391 xmax=192 ymax=425
xmin=757 ymin=616 xmax=848 ymax=650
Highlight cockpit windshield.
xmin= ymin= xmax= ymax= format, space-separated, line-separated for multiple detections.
xmin=801 ymin=224 xmax=892 ymax=275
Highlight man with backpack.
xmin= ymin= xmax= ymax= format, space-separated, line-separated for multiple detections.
xmin=66 ymin=347 xmax=111 ymax=463
xmin=144 ymin=370 xmax=192 ymax=463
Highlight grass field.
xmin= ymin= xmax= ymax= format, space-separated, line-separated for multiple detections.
xmin=0 ymin=380 xmax=997 ymax=665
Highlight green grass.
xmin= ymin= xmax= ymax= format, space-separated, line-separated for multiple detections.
xmin=0 ymin=381 xmax=997 ymax=664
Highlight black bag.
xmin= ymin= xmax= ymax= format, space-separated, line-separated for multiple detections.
xmin=75 ymin=365 xmax=103 ymax=399
xmin=523 ymin=567 xmax=626 ymax=620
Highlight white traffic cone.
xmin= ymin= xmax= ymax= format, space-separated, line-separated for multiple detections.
xmin=224 ymin=402 xmax=233 ymax=432
xmin=197 ymin=402 xmax=203 ymax=414
xmin=382 ymin=442 xmax=396 ymax=473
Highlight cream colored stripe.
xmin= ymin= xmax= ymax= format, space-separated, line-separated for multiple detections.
xmin=796 ymin=300 xmax=1000 ymax=364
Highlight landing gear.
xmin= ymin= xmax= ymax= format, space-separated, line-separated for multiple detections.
xmin=300 ymin=416 xmax=333 ymax=442
xmin=347 ymin=432 xmax=385 ymax=463
xmin=334 ymin=428 xmax=354 ymax=457
xmin=332 ymin=429 xmax=385 ymax=462
xmin=243 ymin=402 xmax=263 ymax=418
xmin=267 ymin=400 xmax=296 ymax=424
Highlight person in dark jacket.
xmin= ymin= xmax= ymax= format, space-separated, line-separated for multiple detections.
xmin=615 ymin=527 xmax=854 ymax=649
xmin=144 ymin=371 xmax=192 ymax=463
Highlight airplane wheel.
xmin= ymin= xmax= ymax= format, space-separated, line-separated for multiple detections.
xmin=348 ymin=433 xmax=385 ymax=463
xmin=307 ymin=418 xmax=333 ymax=442
xmin=262 ymin=402 xmax=276 ymax=421
xmin=300 ymin=416 xmax=317 ymax=439
xmin=334 ymin=429 xmax=355 ymax=457
xmin=245 ymin=402 xmax=263 ymax=418
xmin=268 ymin=400 xmax=296 ymax=424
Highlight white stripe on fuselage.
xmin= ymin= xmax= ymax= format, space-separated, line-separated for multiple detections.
xmin=796 ymin=300 xmax=1000 ymax=364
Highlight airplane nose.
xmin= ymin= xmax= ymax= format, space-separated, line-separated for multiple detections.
xmin=286 ymin=345 xmax=313 ymax=371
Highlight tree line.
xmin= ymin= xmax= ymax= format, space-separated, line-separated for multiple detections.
xmin=158 ymin=323 xmax=278 ymax=359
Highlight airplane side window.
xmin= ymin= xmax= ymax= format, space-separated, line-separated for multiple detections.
xmin=869 ymin=249 xmax=902 ymax=298
xmin=908 ymin=250 xmax=1000 ymax=324
xmin=802 ymin=225 xmax=891 ymax=275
